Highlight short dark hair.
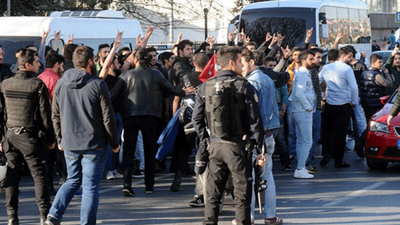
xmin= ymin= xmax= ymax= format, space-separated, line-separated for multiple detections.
xmin=98 ymin=43 xmax=110 ymax=52
xmin=177 ymin=40 xmax=193 ymax=52
xmin=339 ymin=46 xmax=353 ymax=58
xmin=263 ymin=56 xmax=276 ymax=66
xmin=159 ymin=52 xmax=174 ymax=66
xmin=45 ymin=52 xmax=65 ymax=68
xmin=370 ymin=53 xmax=383 ymax=64
xmin=63 ymin=44 xmax=78 ymax=60
xmin=146 ymin=46 xmax=157 ymax=53
xmin=25 ymin=44 xmax=36 ymax=49
xmin=135 ymin=48 xmax=152 ymax=66
xmin=118 ymin=47 xmax=130 ymax=55
xmin=241 ymin=48 xmax=254 ymax=63
xmin=253 ymin=50 xmax=266 ymax=66
xmin=344 ymin=45 xmax=357 ymax=56
xmin=309 ymin=44 xmax=318 ymax=49
xmin=118 ymin=54 xmax=129 ymax=66
xmin=292 ymin=46 xmax=303 ymax=53
xmin=18 ymin=49 xmax=38 ymax=70
xmin=217 ymin=45 xmax=242 ymax=68
xmin=311 ymin=48 xmax=323 ymax=54
xmin=73 ymin=46 xmax=94 ymax=68
xmin=193 ymin=52 xmax=209 ymax=69
xmin=245 ymin=41 xmax=257 ymax=48
xmin=328 ymin=49 xmax=339 ymax=61
xmin=299 ymin=50 xmax=314 ymax=62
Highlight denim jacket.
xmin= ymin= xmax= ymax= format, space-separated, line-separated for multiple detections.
xmin=246 ymin=68 xmax=280 ymax=131
xmin=289 ymin=67 xmax=316 ymax=112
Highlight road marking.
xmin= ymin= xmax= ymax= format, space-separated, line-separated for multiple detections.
xmin=323 ymin=181 xmax=386 ymax=207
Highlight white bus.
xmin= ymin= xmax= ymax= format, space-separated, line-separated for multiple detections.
xmin=238 ymin=0 xmax=371 ymax=61
xmin=0 ymin=10 xmax=142 ymax=65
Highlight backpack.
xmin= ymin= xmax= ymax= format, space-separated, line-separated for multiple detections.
xmin=205 ymin=76 xmax=247 ymax=138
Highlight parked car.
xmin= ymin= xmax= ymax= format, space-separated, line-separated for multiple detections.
xmin=365 ymin=91 xmax=400 ymax=169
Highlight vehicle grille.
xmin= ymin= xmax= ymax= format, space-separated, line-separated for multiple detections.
xmin=383 ymin=147 xmax=400 ymax=157
xmin=394 ymin=127 xmax=400 ymax=136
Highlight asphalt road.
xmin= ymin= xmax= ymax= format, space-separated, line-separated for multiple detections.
xmin=1 ymin=147 xmax=400 ymax=225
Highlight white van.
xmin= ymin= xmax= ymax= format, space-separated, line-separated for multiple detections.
xmin=0 ymin=10 xmax=142 ymax=64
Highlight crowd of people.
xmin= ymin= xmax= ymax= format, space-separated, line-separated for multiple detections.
xmin=0 ymin=24 xmax=400 ymax=225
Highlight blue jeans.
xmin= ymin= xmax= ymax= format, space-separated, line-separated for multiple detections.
xmin=134 ymin=131 xmax=145 ymax=170
xmin=251 ymin=135 xmax=277 ymax=219
xmin=286 ymin=103 xmax=296 ymax=156
xmin=306 ymin=110 xmax=321 ymax=166
xmin=48 ymin=148 xmax=107 ymax=225
xmin=353 ymin=99 xmax=366 ymax=138
xmin=105 ymin=114 xmax=123 ymax=173
xmin=292 ymin=111 xmax=313 ymax=170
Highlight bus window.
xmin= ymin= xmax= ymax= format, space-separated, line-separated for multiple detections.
xmin=349 ymin=8 xmax=360 ymax=44
xmin=239 ymin=7 xmax=316 ymax=47
xmin=359 ymin=9 xmax=371 ymax=43
xmin=336 ymin=7 xmax=349 ymax=43
xmin=324 ymin=6 xmax=338 ymax=47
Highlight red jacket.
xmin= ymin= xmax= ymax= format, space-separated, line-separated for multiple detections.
xmin=38 ymin=68 xmax=61 ymax=102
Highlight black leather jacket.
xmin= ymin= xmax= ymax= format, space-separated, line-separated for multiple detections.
xmin=111 ymin=65 xmax=185 ymax=119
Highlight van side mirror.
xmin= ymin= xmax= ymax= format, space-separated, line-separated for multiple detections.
xmin=321 ymin=24 xmax=328 ymax=39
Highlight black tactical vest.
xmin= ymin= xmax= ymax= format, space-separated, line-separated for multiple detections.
xmin=204 ymin=76 xmax=248 ymax=138
xmin=1 ymin=71 xmax=41 ymax=129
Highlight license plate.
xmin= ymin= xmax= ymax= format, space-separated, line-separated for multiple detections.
xmin=398 ymin=140 xmax=400 ymax=149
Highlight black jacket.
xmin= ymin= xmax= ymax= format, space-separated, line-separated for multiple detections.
xmin=111 ymin=65 xmax=185 ymax=120
xmin=52 ymin=68 xmax=118 ymax=150
xmin=359 ymin=68 xmax=386 ymax=109
xmin=0 ymin=70 xmax=55 ymax=143
xmin=170 ymin=56 xmax=194 ymax=87
xmin=0 ymin=63 xmax=12 ymax=82
xmin=259 ymin=66 xmax=289 ymax=88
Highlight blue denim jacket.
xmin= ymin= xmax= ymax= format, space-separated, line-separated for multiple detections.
xmin=289 ymin=67 xmax=316 ymax=112
xmin=246 ymin=68 xmax=280 ymax=131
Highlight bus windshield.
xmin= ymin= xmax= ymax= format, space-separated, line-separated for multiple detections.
xmin=239 ymin=7 xmax=316 ymax=48
xmin=0 ymin=37 xmax=41 ymax=65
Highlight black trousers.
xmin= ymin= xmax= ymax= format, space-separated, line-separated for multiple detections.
xmin=122 ymin=116 xmax=157 ymax=190
xmin=3 ymin=130 xmax=50 ymax=220
xmin=170 ymin=123 xmax=196 ymax=173
xmin=204 ymin=141 xmax=252 ymax=225
xmin=321 ymin=103 xmax=352 ymax=164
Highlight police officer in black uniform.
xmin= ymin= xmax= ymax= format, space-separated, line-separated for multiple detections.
xmin=0 ymin=49 xmax=56 ymax=225
xmin=192 ymin=46 xmax=264 ymax=225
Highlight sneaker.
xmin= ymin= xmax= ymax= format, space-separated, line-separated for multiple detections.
xmin=106 ymin=171 xmax=115 ymax=180
xmin=170 ymin=179 xmax=181 ymax=192
xmin=113 ymin=170 xmax=123 ymax=179
xmin=189 ymin=195 xmax=205 ymax=207
xmin=265 ymin=216 xmax=283 ymax=225
xmin=320 ymin=155 xmax=331 ymax=166
xmin=294 ymin=168 xmax=314 ymax=179
xmin=334 ymin=161 xmax=350 ymax=168
xmin=145 ymin=189 xmax=154 ymax=194
xmin=122 ymin=185 xmax=135 ymax=197
xmin=231 ymin=219 xmax=254 ymax=225
xmin=132 ymin=169 xmax=145 ymax=178
xmin=44 ymin=216 xmax=60 ymax=225
xmin=306 ymin=165 xmax=318 ymax=174
xmin=283 ymin=164 xmax=292 ymax=171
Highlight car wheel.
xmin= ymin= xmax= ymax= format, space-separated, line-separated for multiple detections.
xmin=366 ymin=159 xmax=388 ymax=170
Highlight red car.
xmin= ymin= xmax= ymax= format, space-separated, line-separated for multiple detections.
xmin=365 ymin=93 xmax=400 ymax=169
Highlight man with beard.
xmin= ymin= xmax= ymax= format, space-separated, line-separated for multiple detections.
xmin=290 ymin=50 xmax=316 ymax=178
xmin=45 ymin=46 xmax=119 ymax=225
xmin=38 ymin=52 xmax=67 ymax=191
xmin=95 ymin=43 xmax=110 ymax=76
xmin=384 ymin=44 xmax=400 ymax=95
xmin=146 ymin=47 xmax=169 ymax=80
xmin=319 ymin=47 xmax=358 ymax=168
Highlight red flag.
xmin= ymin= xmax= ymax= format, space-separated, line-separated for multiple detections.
xmin=198 ymin=53 xmax=217 ymax=82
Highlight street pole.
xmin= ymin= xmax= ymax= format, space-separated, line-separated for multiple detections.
xmin=169 ymin=0 xmax=174 ymax=43
xmin=7 ymin=0 xmax=11 ymax=16
xmin=204 ymin=8 xmax=209 ymax=40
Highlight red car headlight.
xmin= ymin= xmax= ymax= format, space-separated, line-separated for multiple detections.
xmin=369 ymin=121 xmax=390 ymax=134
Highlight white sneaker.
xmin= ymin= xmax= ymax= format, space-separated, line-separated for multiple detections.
xmin=294 ymin=168 xmax=314 ymax=179
xmin=113 ymin=170 xmax=123 ymax=179
xmin=106 ymin=171 xmax=115 ymax=180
